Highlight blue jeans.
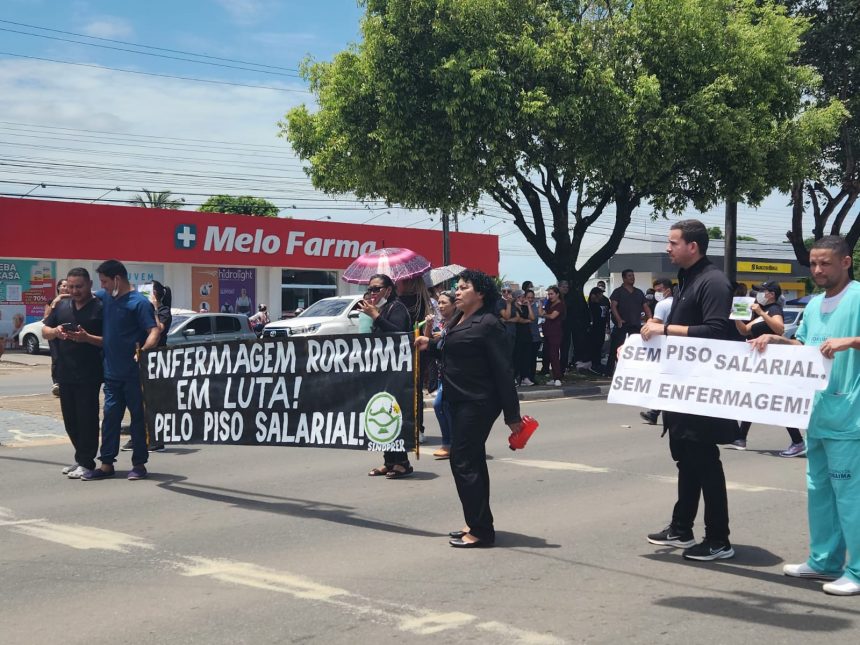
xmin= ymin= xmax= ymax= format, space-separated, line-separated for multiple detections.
xmin=101 ymin=378 xmax=148 ymax=467
xmin=434 ymin=384 xmax=452 ymax=448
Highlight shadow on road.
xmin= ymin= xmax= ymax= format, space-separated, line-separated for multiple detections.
xmin=0 ymin=454 xmax=67 ymax=468
xmin=655 ymin=591 xmax=855 ymax=632
xmin=150 ymin=475 xmax=439 ymax=537
xmin=495 ymin=530 xmax=561 ymax=549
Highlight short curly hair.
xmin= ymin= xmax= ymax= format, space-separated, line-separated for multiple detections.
xmin=457 ymin=269 xmax=499 ymax=312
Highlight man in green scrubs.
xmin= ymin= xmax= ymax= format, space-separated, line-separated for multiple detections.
xmin=751 ymin=236 xmax=860 ymax=596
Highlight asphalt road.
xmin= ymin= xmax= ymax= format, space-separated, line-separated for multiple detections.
xmin=2 ymin=390 xmax=858 ymax=644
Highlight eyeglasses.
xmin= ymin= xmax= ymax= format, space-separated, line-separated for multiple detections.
xmin=367 ymin=286 xmax=385 ymax=293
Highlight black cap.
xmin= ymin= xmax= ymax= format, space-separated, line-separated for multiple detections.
xmin=757 ymin=281 xmax=782 ymax=298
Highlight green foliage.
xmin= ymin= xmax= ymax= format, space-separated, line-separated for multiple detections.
xmin=129 ymin=189 xmax=184 ymax=209
xmin=707 ymin=226 xmax=724 ymax=240
xmin=737 ymin=235 xmax=758 ymax=241
xmin=198 ymin=195 xmax=280 ymax=217
xmin=282 ymin=0 xmax=842 ymax=341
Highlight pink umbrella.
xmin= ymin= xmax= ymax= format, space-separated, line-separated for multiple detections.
xmin=342 ymin=247 xmax=431 ymax=284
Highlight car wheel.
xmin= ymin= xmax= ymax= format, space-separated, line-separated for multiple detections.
xmin=23 ymin=334 xmax=40 ymax=355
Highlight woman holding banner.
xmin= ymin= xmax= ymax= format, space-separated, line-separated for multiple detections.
xmin=359 ymin=273 xmax=415 ymax=479
xmin=416 ymin=270 xmax=523 ymax=548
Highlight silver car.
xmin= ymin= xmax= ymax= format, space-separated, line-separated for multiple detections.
xmin=782 ymin=306 xmax=805 ymax=339
xmin=166 ymin=313 xmax=257 ymax=345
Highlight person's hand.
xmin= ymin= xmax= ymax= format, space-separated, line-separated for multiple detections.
xmin=748 ymin=334 xmax=778 ymax=353
xmin=640 ymin=320 xmax=663 ymax=341
xmin=508 ymin=420 xmax=523 ymax=435
xmin=414 ymin=336 xmax=430 ymax=352
xmin=750 ymin=302 xmax=762 ymax=316
xmin=51 ymin=293 xmax=70 ymax=307
xmin=66 ymin=328 xmax=89 ymax=343
xmin=357 ymin=299 xmax=379 ymax=319
xmin=820 ymin=337 xmax=854 ymax=359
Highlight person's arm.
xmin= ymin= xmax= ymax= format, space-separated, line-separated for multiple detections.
xmin=642 ymin=300 xmax=653 ymax=320
xmin=819 ymin=336 xmax=860 ymax=358
xmin=141 ymin=326 xmax=160 ymax=351
xmin=499 ymin=299 xmax=513 ymax=321
xmin=610 ymin=299 xmax=623 ymax=326
xmin=735 ymin=318 xmax=754 ymax=336
xmin=748 ymin=333 xmax=802 ymax=353
xmin=483 ymin=319 xmax=521 ymax=423
xmin=642 ymin=276 xmax=730 ymax=340
xmin=42 ymin=292 xmax=70 ymax=321
xmin=526 ymin=304 xmax=535 ymax=322
xmin=752 ymin=303 xmax=784 ymax=336
xmin=66 ymin=327 xmax=103 ymax=347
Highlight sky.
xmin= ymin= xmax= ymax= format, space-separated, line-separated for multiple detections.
xmin=0 ymin=0 xmax=827 ymax=286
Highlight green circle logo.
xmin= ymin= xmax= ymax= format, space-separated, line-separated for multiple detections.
xmin=363 ymin=392 xmax=403 ymax=444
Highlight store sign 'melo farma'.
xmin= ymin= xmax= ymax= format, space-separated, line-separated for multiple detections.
xmin=174 ymin=224 xmax=376 ymax=258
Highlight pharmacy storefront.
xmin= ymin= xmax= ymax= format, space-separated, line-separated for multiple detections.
xmin=0 ymin=198 xmax=499 ymax=318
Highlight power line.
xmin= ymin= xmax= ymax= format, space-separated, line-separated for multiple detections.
xmin=0 ymin=26 xmax=303 ymax=78
xmin=0 ymin=51 xmax=310 ymax=93
xmin=0 ymin=19 xmax=300 ymax=72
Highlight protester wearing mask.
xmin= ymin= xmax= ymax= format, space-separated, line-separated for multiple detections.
xmin=728 ymin=282 xmax=805 ymax=456
xmin=359 ymin=274 xmax=415 ymax=479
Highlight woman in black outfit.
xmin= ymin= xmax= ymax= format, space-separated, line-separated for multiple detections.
xmin=417 ymin=270 xmax=523 ymax=548
xmin=358 ymin=273 xmax=415 ymax=479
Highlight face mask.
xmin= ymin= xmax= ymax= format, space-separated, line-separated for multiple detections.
xmin=654 ymin=291 xmax=665 ymax=302
xmin=646 ymin=294 xmax=655 ymax=301
xmin=111 ymin=279 xmax=119 ymax=298
xmin=376 ymin=297 xmax=387 ymax=308
xmin=756 ymin=292 xmax=768 ymax=306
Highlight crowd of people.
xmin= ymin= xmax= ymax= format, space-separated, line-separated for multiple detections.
xmin=32 ymin=228 xmax=860 ymax=593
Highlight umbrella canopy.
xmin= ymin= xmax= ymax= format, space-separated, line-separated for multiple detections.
xmin=423 ymin=263 xmax=467 ymax=288
xmin=342 ymin=247 xmax=431 ymax=284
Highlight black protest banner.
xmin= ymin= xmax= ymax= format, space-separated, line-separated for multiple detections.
xmin=140 ymin=333 xmax=416 ymax=452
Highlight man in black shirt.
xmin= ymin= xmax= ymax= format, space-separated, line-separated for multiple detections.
xmin=42 ymin=268 xmax=104 ymax=479
xmin=607 ymin=269 xmax=651 ymax=374
xmin=640 ymin=219 xmax=737 ymax=561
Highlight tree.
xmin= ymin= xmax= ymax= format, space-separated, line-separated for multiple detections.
xmin=198 ymin=195 xmax=280 ymax=217
xmin=129 ymin=189 xmax=184 ymax=209
xmin=708 ymin=227 xmax=725 ymax=240
xmin=283 ymin=0 xmax=843 ymax=348
xmin=784 ymin=1 xmax=860 ymax=268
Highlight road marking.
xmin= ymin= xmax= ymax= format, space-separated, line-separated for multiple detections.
xmin=1 ymin=511 xmax=566 ymax=644
xmin=11 ymin=521 xmax=153 ymax=551
xmin=2 ymin=427 xmax=67 ymax=447
xmin=500 ymin=458 xmax=804 ymax=494
xmin=500 ymin=458 xmax=610 ymax=473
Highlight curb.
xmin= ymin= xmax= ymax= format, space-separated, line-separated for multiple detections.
xmin=422 ymin=383 xmax=610 ymax=408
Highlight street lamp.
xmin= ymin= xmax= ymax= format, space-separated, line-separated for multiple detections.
xmin=90 ymin=187 xmax=121 ymax=203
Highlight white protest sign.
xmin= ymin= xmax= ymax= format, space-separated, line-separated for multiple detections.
xmin=729 ymin=297 xmax=755 ymax=320
xmin=608 ymin=335 xmax=831 ymax=428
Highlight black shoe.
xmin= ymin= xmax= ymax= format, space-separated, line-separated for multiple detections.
xmin=120 ymin=439 xmax=134 ymax=452
xmin=683 ymin=539 xmax=735 ymax=561
xmin=449 ymin=537 xmax=494 ymax=548
xmin=647 ymin=525 xmax=695 ymax=548
xmin=148 ymin=443 xmax=165 ymax=452
xmin=640 ymin=410 xmax=659 ymax=425
xmin=449 ymin=530 xmax=467 ymax=538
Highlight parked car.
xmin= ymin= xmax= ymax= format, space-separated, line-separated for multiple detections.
xmin=262 ymin=295 xmax=364 ymax=338
xmin=782 ymin=306 xmax=805 ymax=340
xmin=166 ymin=312 xmax=257 ymax=346
xmin=19 ymin=320 xmax=49 ymax=354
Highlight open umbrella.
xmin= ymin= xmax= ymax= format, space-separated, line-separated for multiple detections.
xmin=423 ymin=263 xmax=467 ymax=288
xmin=342 ymin=247 xmax=431 ymax=284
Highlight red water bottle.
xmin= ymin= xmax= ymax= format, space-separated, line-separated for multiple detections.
xmin=509 ymin=415 xmax=539 ymax=451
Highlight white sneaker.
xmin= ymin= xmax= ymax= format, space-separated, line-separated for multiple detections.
xmin=823 ymin=575 xmax=860 ymax=596
xmin=780 ymin=441 xmax=807 ymax=457
xmin=553 ymin=380 xmax=562 ymax=387
xmin=66 ymin=465 xmax=86 ymax=479
xmin=520 ymin=378 xmax=534 ymax=387
xmin=61 ymin=463 xmax=78 ymax=475
xmin=783 ymin=562 xmax=839 ymax=581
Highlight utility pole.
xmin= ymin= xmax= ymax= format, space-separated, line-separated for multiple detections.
xmin=442 ymin=212 xmax=451 ymax=265
xmin=724 ymin=200 xmax=737 ymax=283
xmin=453 ymin=212 xmax=459 ymax=232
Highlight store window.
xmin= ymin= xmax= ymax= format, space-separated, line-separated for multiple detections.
xmin=281 ymin=270 xmax=338 ymax=317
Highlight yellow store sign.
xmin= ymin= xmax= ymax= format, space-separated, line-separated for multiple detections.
xmin=737 ymin=261 xmax=792 ymax=274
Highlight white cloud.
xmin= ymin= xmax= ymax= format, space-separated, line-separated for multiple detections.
xmin=81 ymin=17 xmax=134 ymax=39
xmin=214 ymin=0 xmax=274 ymax=26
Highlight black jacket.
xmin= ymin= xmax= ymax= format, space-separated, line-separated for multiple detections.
xmin=664 ymin=257 xmax=737 ymax=444
xmin=371 ymin=297 xmax=411 ymax=334
xmin=427 ymin=310 xmax=520 ymax=423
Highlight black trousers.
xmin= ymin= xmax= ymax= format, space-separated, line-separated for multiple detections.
xmin=59 ymin=381 xmax=101 ymax=470
xmin=588 ymin=328 xmax=605 ymax=368
xmin=513 ymin=337 xmax=533 ymax=380
xmin=606 ymin=325 xmax=641 ymax=374
xmin=737 ymin=422 xmax=803 ymax=444
xmin=669 ymin=437 xmax=730 ymax=542
xmin=448 ymin=399 xmax=501 ymax=542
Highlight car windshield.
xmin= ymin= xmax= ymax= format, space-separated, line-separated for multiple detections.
xmin=783 ymin=310 xmax=801 ymax=324
xmin=297 ymin=299 xmax=349 ymax=318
